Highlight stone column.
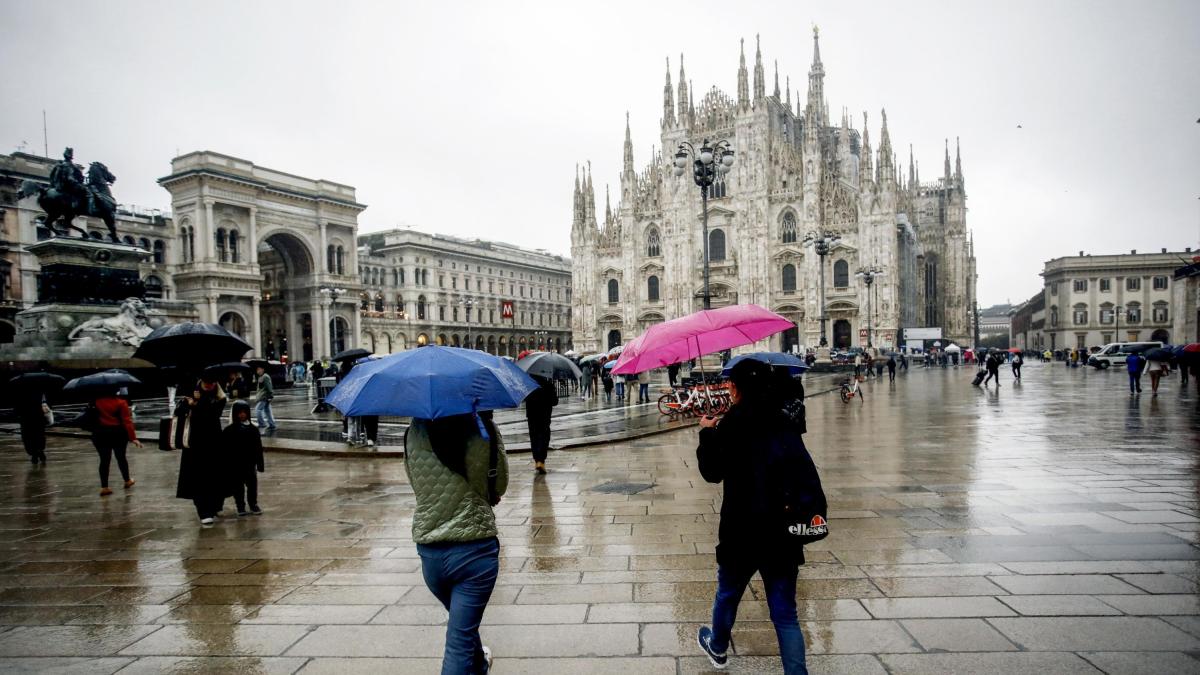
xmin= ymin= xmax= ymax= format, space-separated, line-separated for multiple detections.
xmin=317 ymin=299 xmax=330 ymax=359
xmin=319 ymin=222 xmax=328 ymax=275
xmin=285 ymin=297 xmax=298 ymax=361
xmin=207 ymin=293 xmax=219 ymax=324
xmin=251 ymin=296 xmax=262 ymax=356
xmin=352 ymin=302 xmax=362 ymax=350
xmin=248 ymin=206 xmax=259 ymax=266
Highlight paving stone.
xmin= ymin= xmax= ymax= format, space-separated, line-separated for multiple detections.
xmin=997 ymin=594 xmax=1124 ymax=616
xmin=900 ymin=618 xmax=1018 ymax=651
xmin=0 ymin=625 xmax=161 ymax=656
xmin=1095 ymin=594 xmax=1200 ymax=615
xmin=872 ymin=575 xmax=1008 ymax=597
xmin=0 ymin=657 xmax=134 ymax=674
xmin=880 ymin=652 xmax=1103 ymax=674
xmin=118 ymin=624 xmax=311 ymax=656
xmin=1079 ymin=650 xmax=1200 ymax=675
xmin=989 ymin=616 xmax=1200 ymax=651
xmin=861 ymin=596 xmax=1015 ymax=618
xmin=114 ymin=656 xmax=309 ymax=674
xmin=240 ymin=604 xmax=384 ymax=624
xmin=275 ymin=585 xmax=409 ymax=604
xmin=990 ymin=574 xmax=1145 ymax=595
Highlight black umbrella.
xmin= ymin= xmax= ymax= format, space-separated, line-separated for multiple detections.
xmin=1144 ymin=347 xmax=1173 ymax=362
xmin=132 ymin=322 xmax=251 ymax=369
xmin=331 ymin=348 xmax=372 ymax=362
xmin=516 ymin=352 xmax=582 ymax=380
xmin=63 ymin=369 xmax=142 ymax=393
xmin=8 ymin=372 xmax=67 ymax=392
xmin=202 ymin=361 xmax=252 ymax=379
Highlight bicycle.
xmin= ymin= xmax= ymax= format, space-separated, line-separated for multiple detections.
xmin=658 ymin=382 xmax=730 ymax=417
xmin=839 ymin=376 xmax=865 ymax=404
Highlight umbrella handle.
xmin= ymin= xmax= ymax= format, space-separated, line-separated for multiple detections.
xmin=472 ymin=400 xmax=490 ymax=441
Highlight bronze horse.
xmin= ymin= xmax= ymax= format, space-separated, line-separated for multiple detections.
xmin=18 ymin=162 xmax=120 ymax=242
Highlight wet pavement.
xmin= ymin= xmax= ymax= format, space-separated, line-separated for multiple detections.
xmin=1 ymin=362 xmax=1198 ymax=673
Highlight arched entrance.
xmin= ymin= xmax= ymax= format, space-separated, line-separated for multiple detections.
xmin=607 ymin=330 xmax=622 ymax=349
xmin=219 ymin=311 xmax=248 ymax=343
xmin=259 ymin=231 xmax=318 ymax=361
xmin=330 ymin=316 xmax=349 ymax=355
xmin=417 ymin=333 xmax=428 ymax=346
xmin=833 ymin=319 xmax=852 ymax=350
xmin=1151 ymin=329 xmax=1170 ymax=343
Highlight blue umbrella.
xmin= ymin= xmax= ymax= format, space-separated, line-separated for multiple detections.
xmin=325 ymin=346 xmax=538 ymax=418
xmin=721 ymin=352 xmax=809 ymax=377
xmin=603 ymin=360 xmax=617 ymax=370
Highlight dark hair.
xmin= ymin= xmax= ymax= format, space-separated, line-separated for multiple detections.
xmin=728 ymin=358 xmax=774 ymax=407
xmin=422 ymin=410 xmax=497 ymax=478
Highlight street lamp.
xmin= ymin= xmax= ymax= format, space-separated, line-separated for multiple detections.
xmin=855 ymin=266 xmax=884 ymax=349
xmin=802 ymin=230 xmax=841 ymax=347
xmin=320 ymin=287 xmax=346 ymax=356
xmin=534 ymin=329 xmax=549 ymax=351
xmin=674 ymin=139 xmax=736 ymax=310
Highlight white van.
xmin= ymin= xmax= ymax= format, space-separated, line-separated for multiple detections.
xmin=1088 ymin=341 xmax=1163 ymax=369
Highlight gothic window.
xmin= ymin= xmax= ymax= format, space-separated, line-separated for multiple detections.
xmin=709 ymin=229 xmax=726 ymax=262
xmin=711 ymin=176 xmax=727 ymax=199
xmin=374 ymin=293 xmax=384 ymax=312
xmin=782 ymin=264 xmax=797 ymax=292
xmin=153 ymin=240 xmax=165 ymax=264
xmin=453 ymin=307 xmax=459 ymax=322
xmin=229 ymin=230 xmax=239 ymax=263
xmin=144 ymin=275 xmax=164 ymax=300
xmin=833 ymin=260 xmax=849 ymax=288
xmin=1153 ymin=276 xmax=1168 ymax=290
xmin=215 ymin=229 xmax=227 ymax=262
xmin=608 ymin=279 xmax=619 ymax=303
xmin=1126 ymin=277 xmax=1140 ymax=291
xmin=417 ymin=295 xmax=427 ymax=320
xmin=647 ymin=275 xmax=660 ymax=302
xmin=439 ymin=306 xmax=445 ymax=321
xmin=781 ymin=212 xmax=798 ymax=244
xmin=181 ymin=227 xmax=194 ymax=263
xmin=1072 ymin=303 xmax=1088 ymax=325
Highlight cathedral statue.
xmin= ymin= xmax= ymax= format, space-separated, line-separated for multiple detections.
xmin=17 ymin=147 xmax=121 ymax=242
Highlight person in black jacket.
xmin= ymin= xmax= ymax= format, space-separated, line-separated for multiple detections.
xmin=16 ymin=391 xmax=49 ymax=465
xmin=176 ymin=378 xmax=229 ymax=525
xmin=223 ymin=400 xmax=265 ymax=516
xmin=695 ymin=359 xmax=810 ymax=674
xmin=524 ymin=375 xmax=558 ymax=474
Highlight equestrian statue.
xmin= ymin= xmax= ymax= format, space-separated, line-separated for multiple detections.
xmin=17 ymin=147 xmax=120 ymax=242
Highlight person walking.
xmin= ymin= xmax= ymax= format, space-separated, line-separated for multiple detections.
xmin=886 ymin=355 xmax=897 ymax=382
xmin=668 ymin=362 xmax=680 ymax=387
xmin=637 ymin=370 xmax=651 ymax=403
xmin=524 ymin=375 xmax=558 ymax=474
xmin=853 ymin=352 xmax=863 ymax=378
xmin=405 ymin=411 xmax=508 ymax=674
xmin=579 ymin=361 xmax=593 ymax=400
xmin=613 ymin=372 xmax=626 ymax=402
xmin=601 ymin=367 xmax=614 ymax=402
xmin=90 ymin=390 xmax=142 ymax=495
xmin=1126 ymin=351 xmax=1145 ymax=394
xmin=224 ymin=400 xmax=264 ymax=516
xmin=695 ymin=359 xmax=812 ymax=674
xmin=254 ymin=364 xmax=277 ymax=432
xmin=1146 ymin=354 xmax=1169 ymax=396
xmin=1012 ymin=351 xmax=1023 ymax=381
xmin=176 ymin=378 xmax=229 ymax=524
xmin=16 ymin=391 xmax=51 ymax=465
xmin=983 ymin=352 xmax=1002 ymax=387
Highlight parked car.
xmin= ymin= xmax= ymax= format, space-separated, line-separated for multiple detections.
xmin=1088 ymin=341 xmax=1163 ymax=369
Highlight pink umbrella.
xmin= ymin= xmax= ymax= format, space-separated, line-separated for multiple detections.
xmin=611 ymin=305 xmax=795 ymax=376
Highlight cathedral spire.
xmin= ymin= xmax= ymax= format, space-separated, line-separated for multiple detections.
xmin=806 ymin=26 xmax=826 ymax=127
xmin=662 ymin=57 xmax=675 ymax=128
xmin=785 ymin=77 xmax=791 ymax=111
xmin=573 ymin=164 xmax=582 ymax=228
xmin=604 ymin=184 xmax=612 ymax=224
xmin=877 ymin=108 xmax=894 ymax=185
xmin=736 ymin=38 xmax=749 ymax=110
xmin=954 ymin=136 xmax=963 ymax=185
xmin=623 ymin=112 xmax=634 ymax=174
xmin=584 ymin=161 xmax=596 ymax=229
xmin=944 ymin=138 xmax=951 ymax=183
xmin=908 ymin=144 xmax=915 ymax=188
xmin=860 ymin=111 xmax=873 ymax=189
xmin=677 ymin=54 xmax=689 ymax=126
xmin=773 ymin=60 xmax=781 ymax=99
xmin=753 ymin=34 xmax=765 ymax=101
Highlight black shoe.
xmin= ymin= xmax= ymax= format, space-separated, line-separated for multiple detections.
xmin=237 ymin=510 xmax=249 ymax=517
xmin=250 ymin=506 xmax=263 ymax=515
xmin=697 ymin=626 xmax=728 ymax=670
xmin=30 ymin=456 xmax=38 ymax=465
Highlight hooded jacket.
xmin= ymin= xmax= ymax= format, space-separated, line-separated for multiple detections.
xmin=222 ymin=401 xmax=264 ymax=472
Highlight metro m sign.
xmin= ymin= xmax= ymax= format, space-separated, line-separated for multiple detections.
xmin=500 ymin=300 xmax=514 ymax=320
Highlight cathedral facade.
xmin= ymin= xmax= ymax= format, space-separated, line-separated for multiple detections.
xmin=570 ymin=31 xmax=976 ymax=354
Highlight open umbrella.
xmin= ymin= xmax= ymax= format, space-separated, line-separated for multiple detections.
xmin=64 ymin=369 xmax=141 ymax=393
xmin=8 ymin=372 xmax=67 ymax=392
xmin=607 ymin=344 xmax=624 ymax=357
xmin=720 ymin=352 xmax=809 ymax=377
xmin=578 ymin=354 xmax=605 ymax=365
xmin=603 ymin=359 xmax=617 ymax=370
xmin=325 ymin=345 xmax=538 ymax=418
xmin=202 ymin=361 xmax=252 ymax=379
xmin=331 ymin=348 xmax=372 ymax=363
xmin=612 ymin=305 xmax=793 ymax=376
xmin=517 ymin=352 xmax=582 ymax=380
xmin=1144 ymin=347 xmax=1173 ymax=362
xmin=132 ymin=322 xmax=251 ymax=370
xmin=944 ymin=344 xmax=962 ymax=353
xmin=516 ymin=349 xmax=542 ymax=361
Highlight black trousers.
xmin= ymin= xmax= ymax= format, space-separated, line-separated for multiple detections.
xmin=20 ymin=420 xmax=46 ymax=459
xmin=362 ymin=416 xmax=379 ymax=443
xmin=1012 ymin=363 xmax=1022 ymax=379
xmin=983 ymin=368 xmax=1000 ymax=385
xmin=193 ymin=496 xmax=224 ymax=519
xmin=92 ymin=428 xmax=130 ymax=488
xmin=233 ymin=469 xmax=259 ymax=511
xmin=527 ymin=413 xmax=552 ymax=463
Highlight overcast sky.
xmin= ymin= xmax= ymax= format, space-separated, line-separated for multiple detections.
xmin=4 ymin=0 xmax=1198 ymax=306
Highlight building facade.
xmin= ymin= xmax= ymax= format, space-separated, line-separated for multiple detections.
xmin=1009 ymin=291 xmax=1046 ymax=352
xmin=977 ymin=303 xmax=1014 ymax=349
xmin=356 ymin=230 xmax=572 ymax=356
xmin=1172 ymin=255 xmax=1200 ymax=345
xmin=570 ymin=31 xmax=976 ymax=353
xmin=1041 ymin=249 xmax=1194 ymax=351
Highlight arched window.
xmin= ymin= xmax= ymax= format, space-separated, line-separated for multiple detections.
xmin=711 ymin=176 xmax=727 ymax=199
xmin=607 ymin=279 xmax=619 ymax=303
xmin=215 ymin=229 xmax=227 ymax=262
xmin=417 ymin=295 xmax=427 ymax=320
xmin=833 ymin=259 xmax=849 ymax=288
xmin=153 ymin=240 xmax=165 ymax=264
xmin=646 ymin=227 xmax=661 ymax=257
xmin=336 ymin=246 xmax=345 ymax=275
xmin=374 ymin=293 xmax=384 ymax=312
xmin=122 ymin=235 xmax=136 ymax=246
xmin=143 ymin=275 xmax=164 ymax=299
xmin=647 ymin=275 xmax=660 ymax=302
xmin=180 ymin=226 xmax=194 ymax=262
xmin=709 ymin=229 xmax=726 ymax=262
xmin=392 ymin=269 xmax=399 ymax=286
xmin=781 ymin=212 xmax=798 ymax=244
xmin=228 ymin=230 xmax=240 ymax=263
xmin=138 ymin=237 xmax=151 ymax=250
xmin=782 ymin=264 xmax=797 ymax=292
xmin=327 ymin=245 xmax=336 ymax=273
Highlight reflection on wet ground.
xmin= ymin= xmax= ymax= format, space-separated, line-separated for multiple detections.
xmin=0 ymin=362 xmax=1198 ymax=673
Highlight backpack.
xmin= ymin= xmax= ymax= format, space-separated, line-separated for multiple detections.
xmin=764 ymin=428 xmax=829 ymax=545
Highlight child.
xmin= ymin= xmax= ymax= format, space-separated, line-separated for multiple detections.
xmin=223 ymin=400 xmax=264 ymax=516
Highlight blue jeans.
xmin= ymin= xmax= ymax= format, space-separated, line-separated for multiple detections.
xmin=255 ymin=400 xmax=276 ymax=429
xmin=1129 ymin=373 xmax=1142 ymax=392
xmin=615 ymin=382 xmax=625 ymax=399
xmin=418 ymin=537 xmax=499 ymax=675
xmin=638 ymin=383 xmax=649 ymax=402
xmin=710 ymin=561 xmax=807 ymax=675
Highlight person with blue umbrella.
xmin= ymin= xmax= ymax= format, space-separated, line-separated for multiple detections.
xmin=326 ymin=346 xmax=537 ymax=673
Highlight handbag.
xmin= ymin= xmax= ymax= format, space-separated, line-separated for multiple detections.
xmin=42 ymin=403 xmax=54 ymax=427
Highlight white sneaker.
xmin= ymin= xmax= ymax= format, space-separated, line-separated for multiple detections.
xmin=482 ymin=645 xmax=492 ymax=671
xmin=366 ymin=439 xmax=375 ymax=447
xmin=199 ymin=517 xmax=214 ymax=525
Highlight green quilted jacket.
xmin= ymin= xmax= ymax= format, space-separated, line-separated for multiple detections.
xmin=404 ymin=420 xmax=509 ymax=545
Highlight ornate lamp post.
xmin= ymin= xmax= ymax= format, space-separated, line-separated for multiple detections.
xmin=673 ymin=139 xmax=735 ymax=310
xmin=802 ymin=230 xmax=841 ymax=347
xmin=534 ymin=329 xmax=549 ymax=351
xmin=855 ymin=266 xmax=884 ymax=349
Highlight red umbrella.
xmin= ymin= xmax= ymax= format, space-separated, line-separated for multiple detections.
xmin=612 ymin=305 xmax=793 ymax=376
xmin=1183 ymin=343 xmax=1200 ymax=353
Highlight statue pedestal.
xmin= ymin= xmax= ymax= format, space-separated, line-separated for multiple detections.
xmin=28 ymin=237 xmax=148 ymax=305
xmin=816 ymin=347 xmax=832 ymax=363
